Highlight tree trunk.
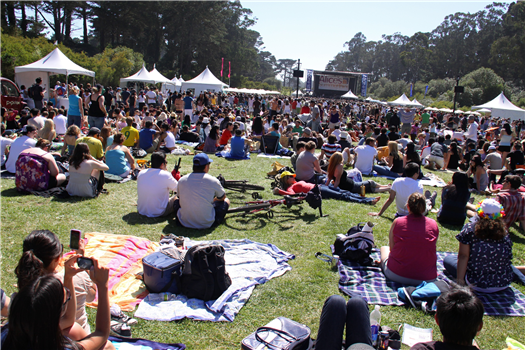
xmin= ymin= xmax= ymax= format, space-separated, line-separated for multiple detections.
xmin=20 ymin=2 xmax=28 ymax=36
xmin=6 ymin=2 xmax=16 ymax=30
xmin=64 ymin=6 xmax=72 ymax=41
xmin=82 ymin=6 xmax=88 ymax=46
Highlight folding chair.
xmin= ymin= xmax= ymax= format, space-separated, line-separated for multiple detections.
xmin=260 ymin=135 xmax=280 ymax=155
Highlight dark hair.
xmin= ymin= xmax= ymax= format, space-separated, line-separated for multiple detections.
xmin=252 ymin=116 xmax=263 ymax=135
xmin=209 ymin=125 xmax=220 ymax=140
xmin=15 ymin=230 xmax=63 ymax=291
xmin=150 ymin=152 xmax=166 ymax=169
xmin=404 ymin=162 xmax=420 ymax=178
xmin=36 ymin=138 xmax=51 ymax=149
xmin=407 ymin=192 xmax=426 ymax=216
xmin=305 ymin=141 xmax=316 ymax=151
xmin=469 ymin=154 xmax=483 ymax=172
xmin=503 ymin=123 xmax=512 ymax=135
xmin=235 ymin=129 xmax=242 ymax=136
xmin=474 ymin=217 xmax=507 ymax=240
xmin=444 ymin=171 xmax=470 ymax=200
xmin=449 ymin=142 xmax=459 ymax=156
xmin=436 ymin=286 xmax=484 ymax=345
xmin=505 ymin=174 xmax=522 ymax=190
xmin=296 ymin=141 xmax=306 ymax=150
xmin=4 ymin=275 xmax=74 ymax=350
xmin=100 ymin=126 xmax=111 ymax=149
xmin=145 ymin=121 xmax=153 ymax=128
xmin=365 ymin=137 xmax=376 ymax=146
xmin=113 ymin=133 xmax=124 ymax=145
xmin=69 ymin=143 xmax=91 ymax=169
xmin=193 ymin=164 xmax=206 ymax=173
xmin=161 ymin=122 xmax=170 ymax=131
xmin=327 ymin=135 xmax=337 ymax=144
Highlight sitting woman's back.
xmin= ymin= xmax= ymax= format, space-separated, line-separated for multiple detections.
xmin=438 ymin=172 xmax=471 ymax=226
xmin=67 ymin=143 xmax=108 ymax=197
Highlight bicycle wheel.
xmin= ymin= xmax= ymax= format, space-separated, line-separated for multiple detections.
xmin=228 ymin=202 xmax=271 ymax=213
xmin=227 ymin=183 xmax=265 ymax=191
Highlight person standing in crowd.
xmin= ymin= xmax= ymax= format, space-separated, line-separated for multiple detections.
xmin=183 ymin=92 xmax=195 ymax=122
xmin=87 ymin=84 xmax=107 ymax=130
xmin=68 ymin=86 xmax=84 ymax=128
xmin=31 ymin=77 xmax=46 ymax=110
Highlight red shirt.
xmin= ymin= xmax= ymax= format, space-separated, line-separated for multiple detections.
xmin=301 ymin=106 xmax=310 ymax=114
xmin=278 ymin=181 xmax=315 ymax=196
xmin=291 ymin=101 xmax=297 ymax=109
xmin=388 ymin=214 xmax=439 ymax=281
xmin=219 ymin=129 xmax=232 ymax=146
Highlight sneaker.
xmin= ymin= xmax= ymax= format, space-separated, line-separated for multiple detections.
xmin=430 ymin=191 xmax=437 ymax=208
xmin=110 ymin=321 xmax=132 ymax=338
xmin=424 ymin=190 xmax=431 ymax=200
xmin=111 ymin=311 xmax=138 ymax=325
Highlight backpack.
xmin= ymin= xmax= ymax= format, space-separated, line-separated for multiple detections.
xmin=28 ymin=84 xmax=38 ymax=99
xmin=397 ymin=280 xmax=451 ymax=313
xmin=180 ymin=244 xmax=232 ymax=301
xmin=15 ymin=153 xmax=50 ymax=192
xmin=333 ymin=222 xmax=374 ymax=265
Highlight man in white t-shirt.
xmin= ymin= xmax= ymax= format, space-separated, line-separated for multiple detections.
xmin=369 ymin=162 xmax=423 ymax=217
xmin=5 ymin=125 xmax=37 ymax=173
xmin=158 ymin=123 xmax=177 ymax=153
xmin=137 ymin=152 xmax=178 ymax=217
xmin=175 ymin=153 xmax=230 ymax=229
xmin=463 ymin=115 xmax=478 ymax=144
xmin=146 ymin=86 xmax=157 ymax=106
xmin=354 ymin=137 xmax=378 ymax=175
xmin=27 ymin=108 xmax=46 ymax=131
xmin=53 ymin=108 xmax=68 ymax=135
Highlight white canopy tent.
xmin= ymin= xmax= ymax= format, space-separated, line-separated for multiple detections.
xmin=120 ymin=66 xmax=158 ymax=87
xmin=472 ymin=92 xmax=525 ymax=121
xmin=15 ymin=47 xmax=95 ymax=104
xmin=181 ymin=67 xmax=228 ymax=96
xmin=411 ymin=99 xmax=424 ymax=108
xmin=148 ymin=65 xmax=179 ymax=93
xmin=388 ymin=93 xmax=420 ymax=107
xmin=341 ymin=90 xmax=358 ymax=99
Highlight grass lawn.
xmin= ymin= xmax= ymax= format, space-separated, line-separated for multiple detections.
xmin=1 ymin=151 xmax=524 ymax=349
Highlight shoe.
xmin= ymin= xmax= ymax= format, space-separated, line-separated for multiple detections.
xmin=424 ymin=190 xmax=431 ymax=200
xmin=430 ymin=191 xmax=437 ymax=208
xmin=111 ymin=311 xmax=138 ymax=325
xmin=468 ymin=197 xmax=475 ymax=204
xmin=111 ymin=321 xmax=132 ymax=338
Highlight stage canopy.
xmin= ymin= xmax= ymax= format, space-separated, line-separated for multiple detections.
xmin=341 ymin=90 xmax=358 ymax=99
xmin=472 ymin=92 xmax=525 ymax=121
xmin=15 ymin=47 xmax=95 ymax=100
xmin=181 ymin=67 xmax=228 ymax=96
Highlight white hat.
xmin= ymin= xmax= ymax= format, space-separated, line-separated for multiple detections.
xmin=202 ymin=117 xmax=209 ymax=124
xmin=340 ymin=131 xmax=348 ymax=139
xmin=475 ymin=198 xmax=505 ymax=220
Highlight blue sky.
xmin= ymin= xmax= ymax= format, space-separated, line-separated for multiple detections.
xmin=243 ymin=1 xmax=508 ymax=72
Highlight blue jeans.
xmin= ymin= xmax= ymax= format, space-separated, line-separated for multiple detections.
xmin=88 ymin=116 xmax=105 ymax=129
xmin=444 ymin=254 xmax=525 ymax=286
xmin=373 ymin=165 xmax=400 ymax=178
xmin=316 ymin=295 xmax=373 ymax=350
xmin=67 ymin=114 xmax=82 ymax=128
xmin=319 ymin=184 xmax=375 ymax=204
xmin=303 ymin=173 xmax=326 ymax=185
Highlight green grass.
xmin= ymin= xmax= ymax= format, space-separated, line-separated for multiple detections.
xmin=1 ymin=152 xmax=525 ymax=349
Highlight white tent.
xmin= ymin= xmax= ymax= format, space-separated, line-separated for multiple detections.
xmin=171 ymin=76 xmax=182 ymax=87
xmin=472 ymin=92 xmax=525 ymax=121
xmin=120 ymin=66 xmax=158 ymax=87
xmin=291 ymin=90 xmax=304 ymax=96
xmin=15 ymin=47 xmax=95 ymax=102
xmin=341 ymin=90 xmax=358 ymax=99
xmin=411 ymin=99 xmax=424 ymax=108
xmin=388 ymin=93 xmax=419 ymax=107
xmin=181 ymin=67 xmax=228 ymax=96
xmin=148 ymin=65 xmax=179 ymax=93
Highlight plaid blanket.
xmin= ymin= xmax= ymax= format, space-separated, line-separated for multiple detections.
xmin=338 ymin=251 xmax=525 ymax=316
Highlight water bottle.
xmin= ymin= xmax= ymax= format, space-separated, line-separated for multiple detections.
xmin=370 ymin=305 xmax=381 ymax=347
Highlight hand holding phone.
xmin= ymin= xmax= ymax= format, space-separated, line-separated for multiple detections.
xmin=77 ymin=257 xmax=94 ymax=270
xmin=70 ymin=229 xmax=81 ymax=250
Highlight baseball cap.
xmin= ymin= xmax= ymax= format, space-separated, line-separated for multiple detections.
xmin=303 ymin=127 xmax=312 ymax=136
xmin=193 ymin=153 xmax=213 ymax=166
xmin=88 ymin=127 xmax=101 ymax=136
xmin=488 ymin=145 xmax=496 ymax=151
xmin=280 ymin=171 xmax=296 ymax=179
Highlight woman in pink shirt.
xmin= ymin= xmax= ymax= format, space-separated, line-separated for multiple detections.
xmin=380 ymin=192 xmax=439 ymax=285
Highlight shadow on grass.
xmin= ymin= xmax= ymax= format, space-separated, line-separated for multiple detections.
xmin=122 ymin=212 xmax=170 ymax=226
xmin=223 ymin=206 xmax=320 ymax=231
xmin=161 ymin=217 xmax=218 ymax=238
xmin=509 ymin=230 xmax=525 ymax=245
xmin=1 ymin=187 xmax=22 ymax=197
xmin=439 ymin=221 xmax=466 ymax=231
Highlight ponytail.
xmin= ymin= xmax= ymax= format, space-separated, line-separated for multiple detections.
xmin=15 ymin=250 xmax=45 ymax=291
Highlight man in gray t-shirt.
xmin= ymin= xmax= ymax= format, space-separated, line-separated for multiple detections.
xmin=308 ymin=101 xmax=321 ymax=133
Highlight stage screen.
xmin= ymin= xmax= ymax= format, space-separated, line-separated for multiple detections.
xmin=318 ymin=74 xmax=350 ymax=92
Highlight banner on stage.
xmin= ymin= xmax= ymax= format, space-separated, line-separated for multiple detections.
xmin=318 ymin=74 xmax=349 ymax=92
xmin=361 ymin=74 xmax=368 ymax=97
xmin=306 ymin=70 xmax=313 ymax=91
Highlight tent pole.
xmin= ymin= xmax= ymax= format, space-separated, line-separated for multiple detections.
xmin=65 ymin=71 xmax=69 ymax=98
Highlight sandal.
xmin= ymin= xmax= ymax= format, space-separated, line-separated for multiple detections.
xmin=110 ymin=321 xmax=132 ymax=338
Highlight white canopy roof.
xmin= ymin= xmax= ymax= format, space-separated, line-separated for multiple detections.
xmin=148 ymin=65 xmax=173 ymax=84
xmin=472 ymin=92 xmax=525 ymax=121
xmin=388 ymin=93 xmax=419 ymax=107
xmin=181 ymin=67 xmax=228 ymax=95
xmin=120 ymin=66 xmax=158 ymax=85
xmin=15 ymin=47 xmax=95 ymax=77
xmin=171 ymin=76 xmax=182 ymax=87
xmin=341 ymin=90 xmax=358 ymax=99
xmin=411 ymin=98 xmax=424 ymax=108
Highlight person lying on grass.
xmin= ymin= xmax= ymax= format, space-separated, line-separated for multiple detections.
xmin=273 ymin=171 xmax=380 ymax=205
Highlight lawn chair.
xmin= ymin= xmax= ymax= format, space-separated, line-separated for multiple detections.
xmin=260 ymin=135 xmax=279 ymax=155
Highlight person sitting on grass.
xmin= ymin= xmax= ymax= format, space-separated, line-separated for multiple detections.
xmin=67 ymin=143 xmax=109 ymax=197
xmin=318 ymin=135 xmax=342 ymax=162
xmin=137 ymin=152 xmax=178 ymax=218
xmin=372 ymin=141 xmax=404 ymax=178
xmin=326 ymin=152 xmax=391 ymax=194
xmin=380 ymin=192 xmax=439 ymax=285
xmin=296 ymin=140 xmax=326 ymax=184
xmin=105 ymin=133 xmax=136 ymax=178
xmin=273 ymin=171 xmax=380 ymax=205
xmin=495 ymin=174 xmax=525 ymax=231
xmin=444 ymin=198 xmax=525 ymax=291
xmin=369 ymin=162 xmax=436 ymax=217
xmin=437 ymin=171 xmax=474 ymax=226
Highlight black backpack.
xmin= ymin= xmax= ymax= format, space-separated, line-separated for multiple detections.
xmin=333 ymin=222 xmax=374 ymax=265
xmin=28 ymin=84 xmax=38 ymax=99
xmin=181 ymin=244 xmax=232 ymax=301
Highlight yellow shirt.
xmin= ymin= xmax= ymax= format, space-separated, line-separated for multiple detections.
xmin=121 ymin=126 xmax=139 ymax=147
xmin=76 ymin=136 xmax=104 ymax=160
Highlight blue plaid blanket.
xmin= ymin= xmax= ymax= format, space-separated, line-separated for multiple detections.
xmin=338 ymin=251 xmax=525 ymax=316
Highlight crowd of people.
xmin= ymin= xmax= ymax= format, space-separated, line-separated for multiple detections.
xmin=2 ymin=77 xmax=525 ymax=349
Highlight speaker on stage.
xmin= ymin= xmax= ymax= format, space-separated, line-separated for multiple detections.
xmin=454 ymin=86 xmax=464 ymax=93
xmin=293 ymin=70 xmax=304 ymax=78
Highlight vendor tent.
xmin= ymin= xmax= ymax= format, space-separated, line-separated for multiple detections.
xmin=15 ymin=47 xmax=95 ymax=101
xmin=472 ymin=92 xmax=525 ymax=121
xmin=341 ymin=90 xmax=358 ymax=99
xmin=411 ymin=99 xmax=424 ymax=108
xmin=388 ymin=93 xmax=419 ymax=107
xmin=181 ymin=67 xmax=228 ymax=96
xmin=148 ymin=65 xmax=178 ymax=93
xmin=120 ymin=66 xmax=158 ymax=87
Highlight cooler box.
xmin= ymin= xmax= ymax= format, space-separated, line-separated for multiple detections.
xmin=142 ymin=252 xmax=183 ymax=294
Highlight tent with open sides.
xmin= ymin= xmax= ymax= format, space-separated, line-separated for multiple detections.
xmin=472 ymin=92 xmax=525 ymax=121
xmin=147 ymin=65 xmax=179 ymax=93
xmin=181 ymin=66 xmax=228 ymax=96
xmin=341 ymin=90 xmax=358 ymax=99
xmin=14 ymin=47 xmax=95 ymax=105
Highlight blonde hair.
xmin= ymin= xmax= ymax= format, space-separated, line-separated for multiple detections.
xmin=38 ymin=119 xmax=55 ymax=139
xmin=388 ymin=141 xmax=401 ymax=159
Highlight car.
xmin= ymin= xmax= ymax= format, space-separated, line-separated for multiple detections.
xmin=1 ymin=77 xmax=26 ymax=112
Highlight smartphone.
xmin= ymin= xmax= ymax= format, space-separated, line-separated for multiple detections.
xmin=69 ymin=229 xmax=82 ymax=250
xmin=77 ymin=257 xmax=94 ymax=270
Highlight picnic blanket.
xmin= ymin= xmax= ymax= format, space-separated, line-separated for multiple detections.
xmin=215 ymin=150 xmax=250 ymax=160
xmin=59 ymin=232 xmax=160 ymax=311
xmin=134 ymin=238 xmax=295 ymax=322
xmin=257 ymin=153 xmax=291 ymax=159
xmin=0 ymin=170 xmax=15 ymax=179
xmin=109 ymin=336 xmax=185 ymax=350
xmin=27 ymin=186 xmax=69 ymax=198
xmin=338 ymin=251 xmax=525 ymax=316
xmin=175 ymin=141 xmax=200 ymax=148
xmin=419 ymin=173 xmax=447 ymax=187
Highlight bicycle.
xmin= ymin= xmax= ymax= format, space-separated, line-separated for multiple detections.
xmin=228 ymin=194 xmax=307 ymax=218
xmin=217 ymin=174 xmax=266 ymax=199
